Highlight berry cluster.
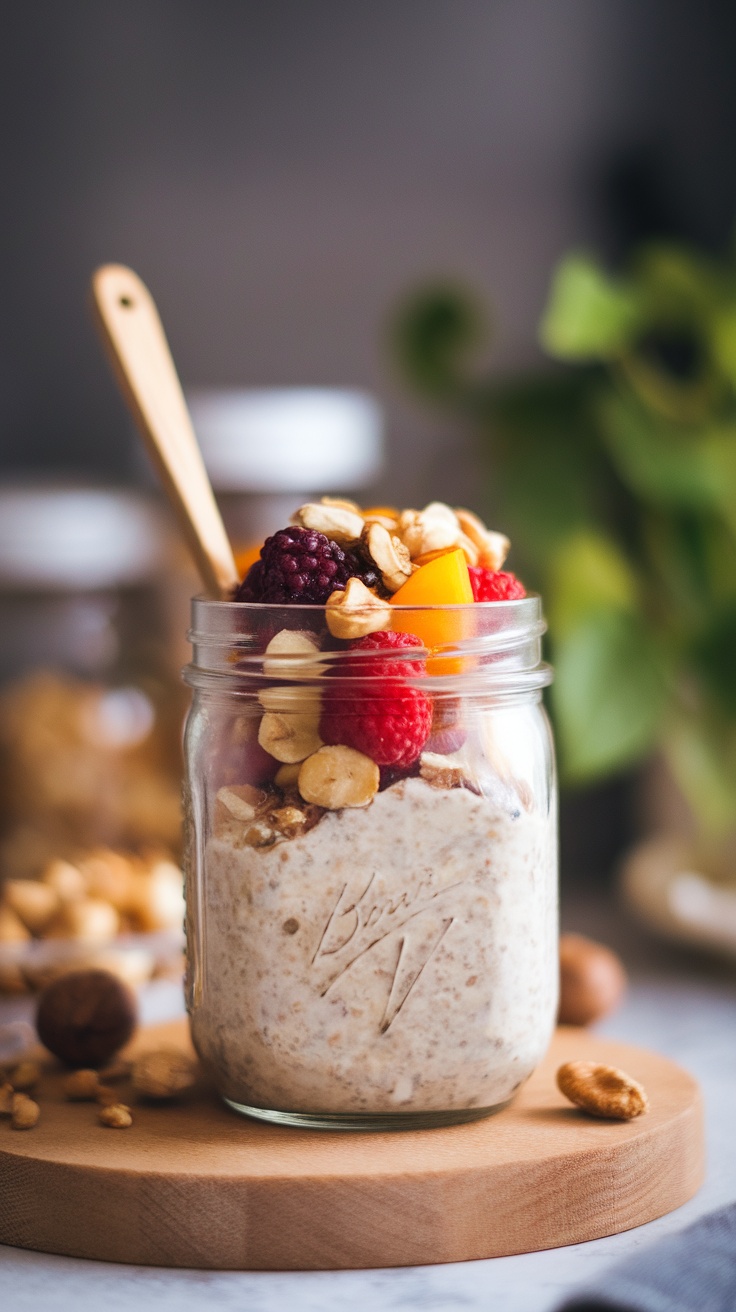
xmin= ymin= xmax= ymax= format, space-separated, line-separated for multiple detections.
xmin=235 ymin=527 xmax=378 ymax=605
xmin=320 ymin=632 xmax=432 ymax=769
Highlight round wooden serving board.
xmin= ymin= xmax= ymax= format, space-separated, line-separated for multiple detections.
xmin=0 ymin=1020 xmax=703 ymax=1270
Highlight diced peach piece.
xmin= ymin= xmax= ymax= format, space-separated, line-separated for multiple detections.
xmin=391 ymin=549 xmax=474 ymax=667
xmin=235 ymin=542 xmax=263 ymax=577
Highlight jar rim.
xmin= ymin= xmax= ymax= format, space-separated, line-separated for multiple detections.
xmin=185 ymin=594 xmax=552 ymax=697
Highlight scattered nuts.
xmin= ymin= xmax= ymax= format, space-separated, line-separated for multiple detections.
xmin=11 ymin=1093 xmax=40 ymax=1129
xmin=556 ymin=1061 xmax=649 ymax=1120
xmin=325 ymin=577 xmax=392 ymax=639
xmin=362 ymin=522 xmax=413 ymax=592
xmin=36 ymin=969 xmax=138 ymax=1068
xmin=558 ymin=933 xmax=627 ymax=1027
xmin=97 ymin=1059 xmax=131 ymax=1083
xmin=419 ymin=752 xmax=467 ymax=790
xmin=95 ymin=1085 xmax=119 ymax=1107
xmin=63 ymin=1068 xmax=101 ymax=1100
xmin=45 ymin=897 xmax=120 ymax=943
xmin=98 ymin=1102 xmax=133 ymax=1128
xmin=3 ymin=879 xmax=60 ymax=934
xmin=455 ymin=509 xmax=509 ymax=570
xmin=298 ymin=745 xmax=379 ymax=810
xmin=132 ymin=1048 xmax=198 ymax=1100
xmin=0 ymin=1083 xmax=14 ymax=1115
xmin=0 ymin=904 xmax=31 ymax=944
xmin=258 ymin=710 xmax=323 ymax=763
xmin=274 ymin=762 xmax=301 ymax=789
xmin=42 ymin=858 xmax=87 ymax=903
xmin=10 ymin=1060 xmax=40 ymax=1091
xmin=290 ymin=502 xmax=364 ymax=544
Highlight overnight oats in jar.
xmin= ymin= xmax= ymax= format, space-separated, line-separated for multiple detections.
xmin=184 ymin=500 xmax=557 ymax=1128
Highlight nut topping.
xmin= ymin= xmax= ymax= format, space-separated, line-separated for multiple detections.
xmin=362 ymin=522 xmax=413 ymax=593
xmin=215 ymin=785 xmax=262 ymax=823
xmin=298 ymin=745 xmax=379 ymax=810
xmin=290 ymin=502 xmax=364 ymax=544
xmin=325 ymin=577 xmax=392 ymax=639
xmin=556 ymin=1060 xmax=649 ymax=1120
xmin=419 ymin=752 xmax=467 ymax=790
xmin=263 ymin=629 xmax=321 ymax=678
xmin=258 ymin=711 xmax=323 ymax=763
xmin=455 ymin=509 xmax=509 ymax=570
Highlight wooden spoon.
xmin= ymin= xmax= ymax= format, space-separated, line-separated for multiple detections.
xmin=91 ymin=264 xmax=239 ymax=599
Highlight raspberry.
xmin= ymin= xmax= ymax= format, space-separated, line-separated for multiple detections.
xmin=469 ymin=567 xmax=526 ymax=602
xmin=320 ymin=632 xmax=432 ymax=768
xmin=342 ymin=630 xmax=426 ymax=680
xmin=234 ymin=527 xmax=378 ymax=605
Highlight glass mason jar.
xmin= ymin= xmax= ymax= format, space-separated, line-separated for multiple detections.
xmin=184 ymin=596 xmax=557 ymax=1130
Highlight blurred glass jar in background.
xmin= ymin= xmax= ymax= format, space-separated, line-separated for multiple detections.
xmin=0 ymin=486 xmax=186 ymax=989
xmin=187 ymin=388 xmax=384 ymax=571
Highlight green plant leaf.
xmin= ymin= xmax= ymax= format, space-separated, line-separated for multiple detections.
xmin=663 ymin=715 xmax=736 ymax=835
xmin=597 ymin=389 xmax=722 ymax=508
xmin=548 ymin=529 xmax=638 ymax=635
xmin=391 ymin=285 xmax=485 ymax=399
xmin=551 ymin=611 xmax=666 ymax=781
xmin=540 ymin=256 xmax=641 ymax=361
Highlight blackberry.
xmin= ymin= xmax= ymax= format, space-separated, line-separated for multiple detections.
xmin=234 ymin=526 xmax=372 ymax=605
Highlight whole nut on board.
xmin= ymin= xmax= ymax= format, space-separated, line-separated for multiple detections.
xmin=63 ymin=1068 xmax=101 ymax=1101
xmin=258 ymin=711 xmax=323 ymax=764
xmin=0 ymin=904 xmax=31 ymax=944
xmin=325 ymin=577 xmax=392 ymax=639
xmin=11 ymin=1093 xmax=40 ymax=1130
xmin=132 ymin=1048 xmax=198 ymax=1100
xmin=98 ymin=1103 xmax=133 ymax=1128
xmin=3 ymin=879 xmax=59 ymax=934
xmin=290 ymin=502 xmax=364 ymax=545
xmin=362 ymin=522 xmax=413 ymax=593
xmin=558 ymin=933 xmax=627 ymax=1027
xmin=36 ymin=969 xmax=138 ymax=1068
xmin=556 ymin=1061 xmax=649 ymax=1121
xmin=45 ymin=897 xmax=120 ymax=944
xmin=298 ymin=745 xmax=379 ymax=810
xmin=455 ymin=509 xmax=510 ymax=571
xmin=9 ymin=1060 xmax=40 ymax=1091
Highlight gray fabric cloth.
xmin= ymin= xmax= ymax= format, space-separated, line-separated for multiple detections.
xmin=557 ymin=1203 xmax=736 ymax=1312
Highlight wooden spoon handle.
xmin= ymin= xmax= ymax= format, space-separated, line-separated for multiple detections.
xmin=91 ymin=264 xmax=239 ymax=599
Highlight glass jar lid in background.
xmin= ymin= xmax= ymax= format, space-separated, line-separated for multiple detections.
xmin=186 ymin=388 xmax=383 ymax=492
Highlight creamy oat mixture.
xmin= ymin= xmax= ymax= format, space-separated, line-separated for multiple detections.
xmin=190 ymin=777 xmax=557 ymax=1114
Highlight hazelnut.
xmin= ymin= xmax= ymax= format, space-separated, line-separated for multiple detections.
xmin=63 ymin=1068 xmax=101 ymax=1100
xmin=98 ymin=1102 xmax=133 ymax=1128
xmin=36 ymin=969 xmax=138 ymax=1068
xmin=9 ymin=1060 xmax=40 ymax=1091
xmin=11 ymin=1093 xmax=40 ymax=1130
xmin=132 ymin=1048 xmax=198 ymax=1100
xmin=558 ymin=933 xmax=627 ymax=1027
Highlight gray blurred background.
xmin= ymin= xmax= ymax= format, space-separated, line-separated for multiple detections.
xmin=3 ymin=0 xmax=736 ymax=509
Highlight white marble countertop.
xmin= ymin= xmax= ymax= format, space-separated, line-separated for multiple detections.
xmin=2 ymin=891 xmax=735 ymax=1312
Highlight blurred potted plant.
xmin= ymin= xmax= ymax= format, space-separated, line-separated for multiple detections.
xmin=393 ymin=241 xmax=736 ymax=941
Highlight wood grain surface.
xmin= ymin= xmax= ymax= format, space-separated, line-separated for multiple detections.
xmin=0 ymin=1021 xmax=704 ymax=1270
